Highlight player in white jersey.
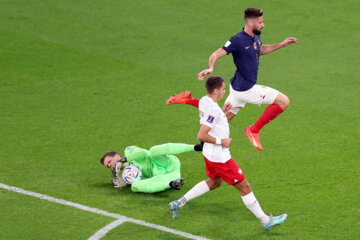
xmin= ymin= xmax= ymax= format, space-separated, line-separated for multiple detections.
xmin=199 ymin=94 xmax=231 ymax=163
xmin=168 ymin=76 xmax=287 ymax=230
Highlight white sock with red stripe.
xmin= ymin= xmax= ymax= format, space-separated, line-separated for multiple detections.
xmin=241 ymin=192 xmax=270 ymax=225
xmin=178 ymin=180 xmax=210 ymax=208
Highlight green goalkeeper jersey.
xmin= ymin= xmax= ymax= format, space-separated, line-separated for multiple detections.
xmin=123 ymin=143 xmax=195 ymax=179
xmin=123 ymin=146 xmax=154 ymax=178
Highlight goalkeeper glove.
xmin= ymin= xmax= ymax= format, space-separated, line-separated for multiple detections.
xmin=111 ymin=160 xmax=126 ymax=188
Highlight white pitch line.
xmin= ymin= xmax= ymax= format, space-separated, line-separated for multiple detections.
xmin=0 ymin=183 xmax=211 ymax=240
xmin=88 ymin=218 xmax=127 ymax=240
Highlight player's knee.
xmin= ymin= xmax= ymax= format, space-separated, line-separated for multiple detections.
xmin=210 ymin=181 xmax=222 ymax=190
xmin=276 ymin=93 xmax=290 ymax=110
xmin=206 ymin=179 xmax=222 ymax=190
xmin=283 ymin=95 xmax=290 ymax=109
xmin=236 ymin=179 xmax=252 ymax=195
xmin=243 ymin=181 xmax=252 ymax=194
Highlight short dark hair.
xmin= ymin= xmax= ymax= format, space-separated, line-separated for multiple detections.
xmin=244 ymin=8 xmax=263 ymax=20
xmin=205 ymin=76 xmax=224 ymax=94
xmin=100 ymin=151 xmax=119 ymax=165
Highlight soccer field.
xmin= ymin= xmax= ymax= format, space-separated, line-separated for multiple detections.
xmin=0 ymin=0 xmax=359 ymax=239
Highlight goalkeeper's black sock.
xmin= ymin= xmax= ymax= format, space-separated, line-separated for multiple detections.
xmin=194 ymin=142 xmax=204 ymax=151
xmin=169 ymin=178 xmax=185 ymax=190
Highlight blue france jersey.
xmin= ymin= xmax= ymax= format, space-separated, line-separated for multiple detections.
xmin=222 ymin=30 xmax=262 ymax=91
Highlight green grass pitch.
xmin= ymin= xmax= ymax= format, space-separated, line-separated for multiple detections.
xmin=0 ymin=0 xmax=359 ymax=239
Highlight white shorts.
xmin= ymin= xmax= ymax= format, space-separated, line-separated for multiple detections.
xmin=225 ymin=84 xmax=279 ymax=115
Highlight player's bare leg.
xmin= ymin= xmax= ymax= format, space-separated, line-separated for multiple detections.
xmin=225 ymin=111 xmax=236 ymax=123
xmin=233 ymin=178 xmax=252 ymax=196
xmin=205 ymin=177 xmax=223 ymax=190
xmin=273 ymin=92 xmax=290 ymax=110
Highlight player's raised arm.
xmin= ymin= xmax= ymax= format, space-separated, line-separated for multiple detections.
xmin=197 ymin=48 xmax=227 ymax=81
xmin=260 ymin=37 xmax=298 ymax=55
xmin=197 ymin=124 xmax=232 ymax=148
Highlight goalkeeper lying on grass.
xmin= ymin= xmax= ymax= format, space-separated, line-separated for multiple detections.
xmin=100 ymin=143 xmax=203 ymax=193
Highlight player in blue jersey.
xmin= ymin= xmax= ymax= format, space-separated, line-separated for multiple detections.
xmin=197 ymin=8 xmax=298 ymax=151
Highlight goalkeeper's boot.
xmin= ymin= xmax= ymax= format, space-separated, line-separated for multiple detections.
xmin=168 ymin=200 xmax=180 ymax=219
xmin=169 ymin=178 xmax=185 ymax=190
xmin=263 ymin=213 xmax=287 ymax=230
xmin=244 ymin=126 xmax=263 ymax=151
xmin=166 ymin=91 xmax=192 ymax=105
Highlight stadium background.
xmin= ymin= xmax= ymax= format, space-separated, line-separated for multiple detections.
xmin=0 ymin=0 xmax=359 ymax=239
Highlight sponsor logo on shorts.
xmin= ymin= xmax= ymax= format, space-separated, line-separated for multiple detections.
xmin=238 ymin=169 xmax=243 ymax=175
xmin=245 ymin=45 xmax=251 ymax=49
xmin=207 ymin=115 xmax=215 ymax=123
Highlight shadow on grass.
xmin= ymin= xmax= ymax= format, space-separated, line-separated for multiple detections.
xmin=88 ymin=181 xmax=177 ymax=199
xmin=89 ymin=182 xmax=111 ymax=188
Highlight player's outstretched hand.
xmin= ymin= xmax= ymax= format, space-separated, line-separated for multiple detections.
xmin=197 ymin=68 xmax=213 ymax=81
xmin=112 ymin=161 xmax=123 ymax=178
xmin=111 ymin=161 xmax=127 ymax=188
xmin=222 ymin=102 xmax=233 ymax=113
xmin=221 ymin=138 xmax=232 ymax=148
xmin=281 ymin=37 xmax=298 ymax=47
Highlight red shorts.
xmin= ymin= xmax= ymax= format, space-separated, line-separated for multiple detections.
xmin=204 ymin=156 xmax=245 ymax=185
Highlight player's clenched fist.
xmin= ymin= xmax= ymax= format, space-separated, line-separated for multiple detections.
xmin=221 ymin=138 xmax=232 ymax=148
